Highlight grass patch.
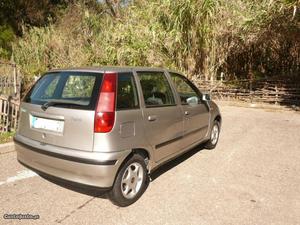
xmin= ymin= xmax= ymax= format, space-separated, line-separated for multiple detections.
xmin=0 ymin=131 xmax=15 ymax=144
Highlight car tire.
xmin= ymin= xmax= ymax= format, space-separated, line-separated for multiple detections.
xmin=108 ymin=154 xmax=149 ymax=207
xmin=205 ymin=120 xmax=220 ymax=150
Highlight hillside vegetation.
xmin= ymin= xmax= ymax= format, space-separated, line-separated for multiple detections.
xmin=7 ymin=0 xmax=300 ymax=81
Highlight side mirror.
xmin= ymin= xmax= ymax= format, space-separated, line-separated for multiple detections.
xmin=202 ymin=93 xmax=211 ymax=101
xmin=186 ymin=96 xmax=199 ymax=105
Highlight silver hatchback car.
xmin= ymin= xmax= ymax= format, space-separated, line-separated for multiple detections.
xmin=14 ymin=67 xmax=221 ymax=206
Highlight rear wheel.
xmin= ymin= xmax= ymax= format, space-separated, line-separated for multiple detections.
xmin=205 ymin=120 xmax=220 ymax=150
xmin=109 ymin=154 xmax=148 ymax=207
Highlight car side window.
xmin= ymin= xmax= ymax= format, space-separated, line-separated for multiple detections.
xmin=137 ymin=71 xmax=175 ymax=107
xmin=117 ymin=73 xmax=139 ymax=110
xmin=170 ymin=73 xmax=202 ymax=105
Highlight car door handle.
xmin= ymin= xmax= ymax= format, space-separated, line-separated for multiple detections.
xmin=184 ymin=111 xmax=190 ymax=115
xmin=148 ymin=115 xmax=157 ymax=121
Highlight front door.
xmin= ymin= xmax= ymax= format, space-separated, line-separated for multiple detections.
xmin=169 ymin=73 xmax=210 ymax=149
xmin=136 ymin=71 xmax=184 ymax=162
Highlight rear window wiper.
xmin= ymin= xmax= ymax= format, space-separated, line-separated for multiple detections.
xmin=41 ymin=101 xmax=86 ymax=111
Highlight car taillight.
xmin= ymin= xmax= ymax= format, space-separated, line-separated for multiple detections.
xmin=94 ymin=72 xmax=117 ymax=133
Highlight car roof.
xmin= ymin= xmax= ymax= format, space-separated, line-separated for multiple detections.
xmin=48 ymin=66 xmax=184 ymax=75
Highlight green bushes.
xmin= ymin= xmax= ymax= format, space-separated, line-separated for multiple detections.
xmin=12 ymin=0 xmax=300 ymax=82
xmin=0 ymin=25 xmax=15 ymax=59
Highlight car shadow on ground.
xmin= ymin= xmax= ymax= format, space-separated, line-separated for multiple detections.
xmin=39 ymin=144 xmax=206 ymax=200
xmin=149 ymin=143 xmax=206 ymax=181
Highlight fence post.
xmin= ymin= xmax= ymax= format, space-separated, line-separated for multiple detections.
xmin=7 ymin=96 xmax=12 ymax=132
xmin=249 ymin=80 xmax=253 ymax=103
xmin=13 ymin=63 xmax=17 ymax=96
xmin=275 ymin=85 xmax=278 ymax=105
xmin=248 ymin=66 xmax=254 ymax=104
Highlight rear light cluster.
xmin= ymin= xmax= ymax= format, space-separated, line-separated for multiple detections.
xmin=94 ymin=72 xmax=117 ymax=133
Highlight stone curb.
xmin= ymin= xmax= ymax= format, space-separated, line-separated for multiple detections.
xmin=0 ymin=142 xmax=15 ymax=154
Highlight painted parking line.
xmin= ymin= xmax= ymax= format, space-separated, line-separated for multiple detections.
xmin=0 ymin=170 xmax=37 ymax=186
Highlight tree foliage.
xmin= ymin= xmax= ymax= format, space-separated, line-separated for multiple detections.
xmin=0 ymin=0 xmax=71 ymax=58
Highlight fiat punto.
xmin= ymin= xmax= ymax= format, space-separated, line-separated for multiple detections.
xmin=14 ymin=67 xmax=221 ymax=206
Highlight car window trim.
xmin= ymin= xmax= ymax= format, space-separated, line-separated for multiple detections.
xmin=145 ymin=104 xmax=177 ymax=108
xmin=116 ymin=107 xmax=140 ymax=111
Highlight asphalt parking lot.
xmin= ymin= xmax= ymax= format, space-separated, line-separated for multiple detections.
xmin=0 ymin=105 xmax=300 ymax=225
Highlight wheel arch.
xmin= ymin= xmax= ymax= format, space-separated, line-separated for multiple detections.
xmin=132 ymin=148 xmax=151 ymax=160
xmin=214 ymin=115 xmax=222 ymax=124
xmin=112 ymin=147 xmax=152 ymax=186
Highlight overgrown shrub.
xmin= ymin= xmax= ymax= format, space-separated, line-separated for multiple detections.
xmin=0 ymin=25 xmax=15 ymax=58
xmin=13 ymin=0 xmax=300 ymax=83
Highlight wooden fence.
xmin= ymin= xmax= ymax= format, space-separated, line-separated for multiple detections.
xmin=195 ymin=78 xmax=300 ymax=107
xmin=0 ymin=96 xmax=20 ymax=132
xmin=0 ymin=61 xmax=21 ymax=132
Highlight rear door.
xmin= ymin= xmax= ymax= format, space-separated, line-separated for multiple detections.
xmin=169 ymin=72 xmax=210 ymax=148
xmin=17 ymin=71 xmax=102 ymax=152
xmin=136 ymin=71 xmax=184 ymax=162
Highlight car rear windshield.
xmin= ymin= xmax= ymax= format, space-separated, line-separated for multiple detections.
xmin=24 ymin=72 xmax=103 ymax=110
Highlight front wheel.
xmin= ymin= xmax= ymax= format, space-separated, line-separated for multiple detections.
xmin=108 ymin=154 xmax=148 ymax=207
xmin=205 ymin=120 xmax=220 ymax=150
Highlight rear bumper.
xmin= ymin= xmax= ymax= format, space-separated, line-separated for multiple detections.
xmin=14 ymin=135 xmax=131 ymax=188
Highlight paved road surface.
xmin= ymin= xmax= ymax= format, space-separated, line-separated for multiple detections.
xmin=1 ymin=105 xmax=300 ymax=225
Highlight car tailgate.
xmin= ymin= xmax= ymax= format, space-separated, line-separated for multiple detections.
xmin=18 ymin=102 xmax=95 ymax=152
